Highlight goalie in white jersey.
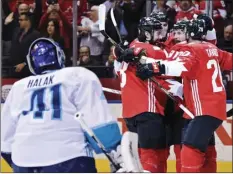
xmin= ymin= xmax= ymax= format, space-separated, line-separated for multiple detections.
xmin=1 ymin=38 xmax=122 ymax=172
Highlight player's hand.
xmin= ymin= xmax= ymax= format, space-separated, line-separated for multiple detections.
xmin=15 ymin=63 xmax=26 ymax=72
xmin=136 ymin=62 xmax=164 ymax=80
xmin=113 ymin=40 xmax=129 ymax=62
xmin=118 ymin=47 xmax=146 ymax=63
xmin=119 ymin=48 xmax=138 ymax=63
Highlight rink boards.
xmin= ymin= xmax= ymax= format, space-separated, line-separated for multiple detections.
xmin=1 ymin=102 xmax=232 ymax=172
xmin=0 ymin=78 xmax=232 ymax=172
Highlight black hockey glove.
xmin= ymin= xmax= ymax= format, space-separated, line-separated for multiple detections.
xmin=118 ymin=48 xmax=138 ymax=63
xmin=113 ymin=41 xmax=130 ymax=62
xmin=114 ymin=41 xmax=147 ymax=63
xmin=136 ymin=62 xmax=165 ymax=80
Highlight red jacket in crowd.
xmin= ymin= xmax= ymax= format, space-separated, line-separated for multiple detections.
xmin=39 ymin=10 xmax=72 ymax=48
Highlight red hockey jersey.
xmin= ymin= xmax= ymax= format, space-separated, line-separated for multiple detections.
xmin=114 ymin=40 xmax=167 ymax=118
xmin=166 ymin=41 xmax=231 ymax=120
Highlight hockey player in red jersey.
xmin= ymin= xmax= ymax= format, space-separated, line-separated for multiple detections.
xmin=165 ymin=19 xmax=190 ymax=173
xmin=195 ymin=14 xmax=232 ymax=173
xmin=113 ymin=17 xmax=170 ymax=172
xmin=151 ymin=13 xmax=190 ymax=173
xmin=135 ymin=19 xmax=232 ymax=172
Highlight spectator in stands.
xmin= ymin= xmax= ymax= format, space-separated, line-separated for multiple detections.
xmin=44 ymin=19 xmax=72 ymax=66
xmin=10 ymin=12 xmax=41 ymax=78
xmin=39 ymin=3 xmax=72 ymax=50
xmin=2 ymin=0 xmax=12 ymax=67
xmin=152 ymin=0 xmax=172 ymax=14
xmin=175 ymin=0 xmax=202 ymax=21
xmin=151 ymin=0 xmax=176 ymax=30
xmin=225 ymin=0 xmax=233 ymax=19
xmin=4 ymin=3 xmax=29 ymax=41
xmin=198 ymin=0 xmax=227 ymax=38
xmin=78 ymin=5 xmax=105 ymax=65
xmin=198 ymin=0 xmax=227 ymax=20
xmin=45 ymin=19 xmax=65 ymax=50
xmin=105 ymin=46 xmax=115 ymax=67
xmin=78 ymin=46 xmax=99 ymax=66
xmin=4 ymin=0 xmax=42 ymax=41
xmin=120 ymin=0 xmax=146 ymax=42
xmin=217 ymin=23 xmax=233 ymax=53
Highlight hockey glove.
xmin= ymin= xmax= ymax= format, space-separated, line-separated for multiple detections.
xmin=114 ymin=46 xmax=147 ymax=63
xmin=136 ymin=62 xmax=165 ymax=80
xmin=113 ymin=41 xmax=130 ymax=62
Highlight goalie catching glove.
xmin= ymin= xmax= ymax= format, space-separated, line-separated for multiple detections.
xmin=136 ymin=62 xmax=165 ymax=80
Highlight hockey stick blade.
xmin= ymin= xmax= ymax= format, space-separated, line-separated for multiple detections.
xmin=121 ymin=132 xmax=143 ymax=172
xmin=110 ymin=8 xmax=122 ymax=43
xmin=75 ymin=113 xmax=121 ymax=170
xmin=98 ymin=5 xmax=124 ymax=51
xmin=98 ymin=4 xmax=106 ymax=31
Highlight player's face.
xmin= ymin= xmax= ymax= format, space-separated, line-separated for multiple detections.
xmin=161 ymin=22 xmax=168 ymax=38
xmin=153 ymin=29 xmax=162 ymax=42
xmin=173 ymin=29 xmax=186 ymax=43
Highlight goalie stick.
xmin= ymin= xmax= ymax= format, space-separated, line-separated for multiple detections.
xmin=75 ymin=113 xmax=121 ymax=170
xmin=98 ymin=4 xmax=194 ymax=119
xmin=75 ymin=113 xmax=143 ymax=172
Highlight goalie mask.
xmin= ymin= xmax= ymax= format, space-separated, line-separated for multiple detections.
xmin=187 ymin=19 xmax=207 ymax=40
xmin=150 ymin=12 xmax=168 ymax=41
xmin=172 ymin=20 xmax=190 ymax=43
xmin=138 ymin=17 xmax=162 ymax=44
xmin=27 ymin=38 xmax=65 ymax=75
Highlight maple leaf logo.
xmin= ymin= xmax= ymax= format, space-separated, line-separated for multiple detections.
xmin=162 ymin=57 xmax=188 ymax=77
xmin=166 ymin=80 xmax=183 ymax=100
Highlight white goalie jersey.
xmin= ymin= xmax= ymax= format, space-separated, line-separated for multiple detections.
xmin=1 ymin=67 xmax=121 ymax=167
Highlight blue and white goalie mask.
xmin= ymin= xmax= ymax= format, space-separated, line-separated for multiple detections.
xmin=27 ymin=38 xmax=65 ymax=75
